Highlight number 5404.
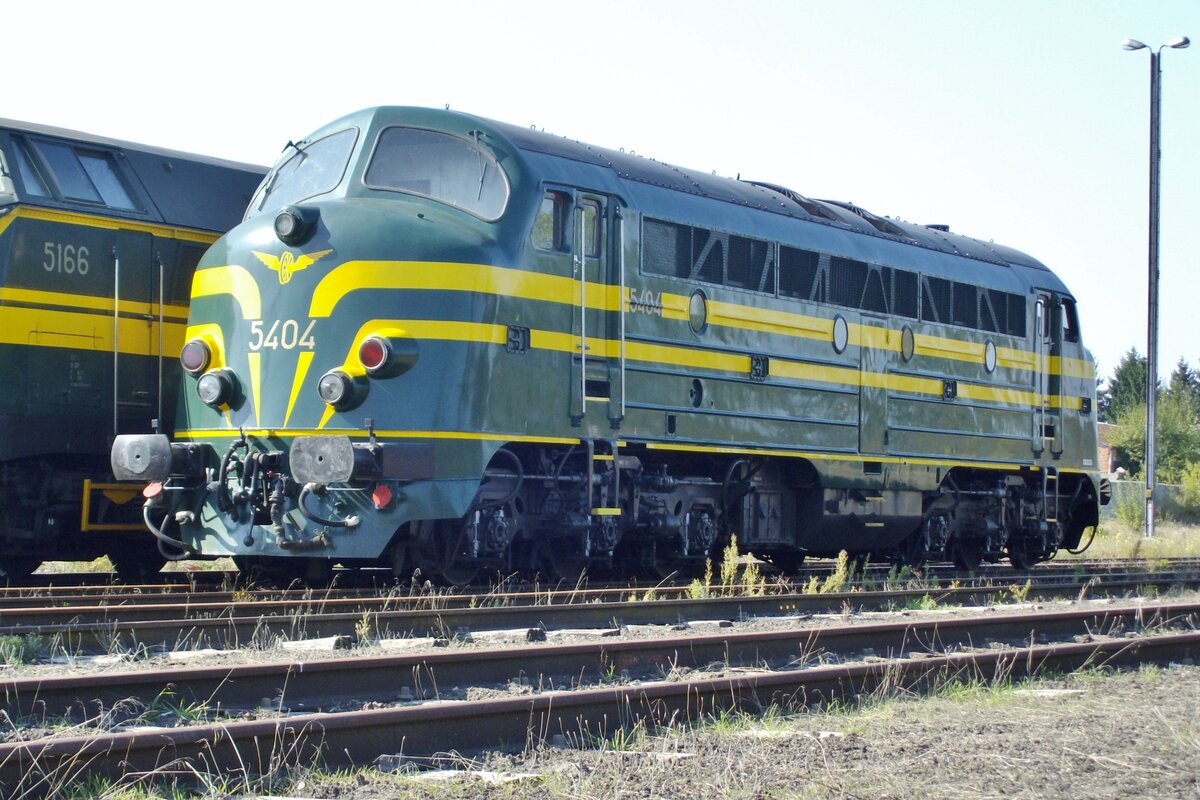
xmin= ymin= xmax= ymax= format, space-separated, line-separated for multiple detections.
xmin=247 ymin=319 xmax=316 ymax=351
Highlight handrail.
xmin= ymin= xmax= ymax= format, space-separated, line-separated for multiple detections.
xmin=112 ymin=248 xmax=120 ymax=438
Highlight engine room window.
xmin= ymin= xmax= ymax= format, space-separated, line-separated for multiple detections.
xmin=249 ymin=128 xmax=357 ymax=219
xmin=532 ymin=191 xmax=567 ymax=251
xmin=643 ymin=219 xmax=690 ymax=278
xmin=78 ymin=152 xmax=137 ymax=209
xmin=891 ymin=269 xmax=918 ymax=318
xmin=31 ymin=142 xmax=139 ymax=210
xmin=921 ymin=276 xmax=952 ymax=325
xmin=829 ymin=257 xmax=869 ymax=310
xmin=952 ymin=281 xmax=978 ymax=328
xmin=10 ymin=141 xmax=49 ymax=197
xmin=779 ymin=246 xmax=823 ymax=301
xmin=365 ymin=127 xmax=509 ymax=221
xmin=691 ymin=228 xmax=722 ymax=283
xmin=726 ymin=235 xmax=774 ymax=292
xmin=35 ymin=142 xmax=103 ymax=204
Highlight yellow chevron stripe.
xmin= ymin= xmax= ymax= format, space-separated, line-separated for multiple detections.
xmin=284 ymin=350 xmax=314 ymax=428
xmin=247 ymin=352 xmax=262 ymax=427
xmin=191 ymin=265 xmax=261 ymax=320
xmin=309 ymin=261 xmax=623 ymax=319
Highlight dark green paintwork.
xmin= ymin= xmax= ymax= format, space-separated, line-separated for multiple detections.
xmin=167 ymin=107 xmax=1101 ymax=564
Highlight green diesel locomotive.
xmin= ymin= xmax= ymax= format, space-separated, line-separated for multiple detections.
xmin=112 ymin=106 xmax=1105 ymax=584
xmin=0 ymin=119 xmax=264 ymax=579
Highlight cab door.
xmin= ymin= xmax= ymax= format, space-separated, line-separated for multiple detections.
xmin=1032 ymin=294 xmax=1063 ymax=458
xmin=569 ymin=192 xmax=625 ymax=432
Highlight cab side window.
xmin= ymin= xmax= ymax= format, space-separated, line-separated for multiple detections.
xmin=532 ymin=190 xmax=568 ymax=251
xmin=1062 ymin=298 xmax=1080 ymax=343
xmin=580 ymin=198 xmax=601 ymax=258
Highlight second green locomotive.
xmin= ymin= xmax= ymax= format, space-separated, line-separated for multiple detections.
xmin=113 ymin=107 xmax=1105 ymax=583
xmin=0 ymin=119 xmax=263 ymax=579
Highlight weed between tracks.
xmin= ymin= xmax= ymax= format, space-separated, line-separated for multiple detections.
xmin=278 ymin=663 xmax=1200 ymax=800
xmin=18 ymin=604 xmax=1199 ymax=797
xmin=684 ymin=537 xmax=775 ymax=600
xmin=1060 ymin=521 xmax=1200 ymax=560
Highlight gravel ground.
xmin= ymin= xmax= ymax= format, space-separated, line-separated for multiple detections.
xmin=289 ymin=663 xmax=1200 ymax=800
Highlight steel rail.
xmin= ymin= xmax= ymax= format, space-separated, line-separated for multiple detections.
xmin=0 ymin=564 xmax=1193 ymax=614
xmin=0 ymin=576 xmax=1196 ymax=656
xmin=3 ymin=601 xmax=1195 ymax=719
xmin=2 ymin=561 xmax=1200 ymax=618
xmin=0 ymin=559 xmax=1196 ymax=620
xmin=2 ymin=629 xmax=1197 ymax=792
xmin=1 ymin=564 xmax=1195 ymax=621
xmin=3 ymin=557 xmax=1197 ymax=596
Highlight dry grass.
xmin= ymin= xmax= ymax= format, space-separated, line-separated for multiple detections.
xmin=1063 ymin=521 xmax=1200 ymax=561
xmin=280 ymin=664 xmax=1200 ymax=800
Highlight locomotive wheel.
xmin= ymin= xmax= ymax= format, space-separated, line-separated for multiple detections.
xmin=438 ymin=566 xmax=480 ymax=587
xmin=0 ymin=557 xmax=40 ymax=582
xmin=949 ymin=540 xmax=982 ymax=572
xmin=109 ymin=541 xmax=167 ymax=583
xmin=891 ymin=535 xmax=927 ymax=570
xmin=539 ymin=542 xmax=588 ymax=584
xmin=1008 ymin=541 xmax=1041 ymax=571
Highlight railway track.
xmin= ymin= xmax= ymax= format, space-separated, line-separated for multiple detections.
xmin=1 ymin=600 xmax=1196 ymax=792
xmin=9 ymin=556 xmax=1199 ymax=596
xmin=0 ymin=568 xmax=1195 ymax=656
xmin=1 ymin=557 xmax=1195 ymax=611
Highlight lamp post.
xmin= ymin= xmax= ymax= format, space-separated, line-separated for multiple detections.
xmin=1121 ymin=35 xmax=1190 ymax=539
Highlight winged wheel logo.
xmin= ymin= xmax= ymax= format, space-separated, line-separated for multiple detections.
xmin=251 ymin=249 xmax=333 ymax=285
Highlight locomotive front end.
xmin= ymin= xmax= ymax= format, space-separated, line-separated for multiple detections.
xmin=111 ymin=108 xmax=526 ymax=579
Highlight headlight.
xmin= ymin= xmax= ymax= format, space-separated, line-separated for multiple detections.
xmin=274 ymin=205 xmax=318 ymax=245
xmin=196 ymin=369 xmax=238 ymax=408
xmin=317 ymin=369 xmax=366 ymax=410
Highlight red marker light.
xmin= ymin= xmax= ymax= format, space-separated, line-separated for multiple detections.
xmin=359 ymin=337 xmax=389 ymax=374
xmin=143 ymin=481 xmax=165 ymax=500
xmin=371 ymin=484 xmax=393 ymax=509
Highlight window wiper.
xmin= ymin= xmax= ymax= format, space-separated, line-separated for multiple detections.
xmin=472 ymin=130 xmax=486 ymax=201
xmin=256 ymin=141 xmax=309 ymax=211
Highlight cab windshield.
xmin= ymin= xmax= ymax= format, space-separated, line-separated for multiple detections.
xmin=363 ymin=127 xmax=509 ymax=221
xmin=246 ymin=128 xmax=357 ymax=219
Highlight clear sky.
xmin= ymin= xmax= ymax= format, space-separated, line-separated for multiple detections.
xmin=6 ymin=0 xmax=1196 ymax=383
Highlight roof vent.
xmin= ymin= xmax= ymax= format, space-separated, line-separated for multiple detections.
xmin=926 ymin=224 xmax=950 ymax=232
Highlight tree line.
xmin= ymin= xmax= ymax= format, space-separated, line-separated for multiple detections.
xmin=1099 ymin=349 xmax=1200 ymax=485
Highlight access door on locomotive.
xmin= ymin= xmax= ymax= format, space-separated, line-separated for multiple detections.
xmin=533 ymin=186 xmax=628 ymax=432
